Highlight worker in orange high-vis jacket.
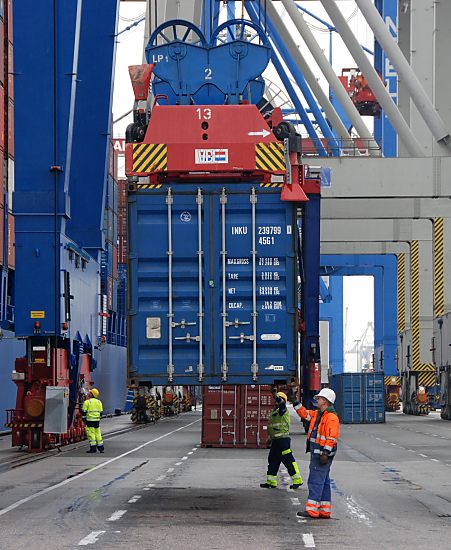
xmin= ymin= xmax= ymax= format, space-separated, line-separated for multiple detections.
xmin=293 ymin=388 xmax=340 ymax=519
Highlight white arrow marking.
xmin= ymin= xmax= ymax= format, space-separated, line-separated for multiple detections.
xmin=248 ymin=129 xmax=271 ymax=138
xmin=225 ymin=409 xmax=232 ymax=416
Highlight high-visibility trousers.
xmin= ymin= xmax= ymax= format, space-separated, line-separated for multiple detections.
xmin=305 ymin=454 xmax=334 ymax=518
xmin=86 ymin=425 xmax=103 ymax=447
xmin=266 ymin=437 xmax=303 ymax=487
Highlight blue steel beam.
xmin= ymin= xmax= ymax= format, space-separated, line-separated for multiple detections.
xmin=320 ymin=277 xmax=332 ymax=303
xmin=320 ymin=276 xmax=344 ymax=375
xmin=245 ymin=1 xmax=339 ymax=154
xmin=321 ymin=255 xmax=398 ymax=377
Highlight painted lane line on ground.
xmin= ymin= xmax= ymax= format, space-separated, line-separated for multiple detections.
xmin=291 ymin=497 xmax=300 ymax=506
xmin=398 ymin=446 xmax=406 ymax=450
xmin=156 ymin=475 xmax=166 ymax=481
xmin=0 ymin=418 xmax=201 ymax=518
xmin=302 ymin=533 xmax=316 ymax=548
xmin=431 ymin=458 xmax=440 ymax=462
xmin=128 ymin=495 xmax=142 ymax=503
xmin=108 ymin=510 xmax=127 ymax=522
xmin=188 ymin=451 xmax=194 ymax=455
xmin=182 ymin=456 xmax=188 ymax=460
xmin=175 ymin=462 xmax=182 ymax=466
xmin=147 ymin=483 xmax=155 ymax=488
xmin=78 ymin=531 xmax=106 ymax=546
xmin=419 ymin=454 xmax=428 ymax=458
xmin=192 ymin=448 xmax=198 ymax=451
xmin=407 ymin=449 xmax=415 ymax=453
xmin=390 ymin=443 xmax=397 ymax=446
xmin=297 ymin=518 xmax=307 ymax=523
xmin=167 ymin=468 xmax=175 ymax=473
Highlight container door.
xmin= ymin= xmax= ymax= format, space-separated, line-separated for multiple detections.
xmin=241 ymin=385 xmax=273 ymax=447
xmin=201 ymin=385 xmax=239 ymax=447
xmin=129 ymin=189 xmax=208 ymax=383
xmin=216 ymin=189 xmax=297 ymax=383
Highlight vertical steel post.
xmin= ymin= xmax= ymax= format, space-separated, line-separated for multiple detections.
xmin=166 ymin=188 xmax=174 ymax=382
xmin=197 ymin=188 xmax=204 ymax=381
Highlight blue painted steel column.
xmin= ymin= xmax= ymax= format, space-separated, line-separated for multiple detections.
xmin=320 ymin=276 xmax=344 ymax=375
xmin=226 ymin=0 xmax=236 ymax=20
xmin=65 ymin=0 xmax=119 ymax=250
xmin=374 ymin=0 xmax=397 ymax=156
xmin=321 ymin=255 xmax=398 ymax=377
xmin=301 ymin=194 xmax=321 ymax=406
xmin=202 ymin=0 xmax=214 ymax=40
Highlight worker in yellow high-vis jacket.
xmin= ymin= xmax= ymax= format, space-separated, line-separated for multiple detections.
xmin=82 ymin=388 xmax=104 ymax=453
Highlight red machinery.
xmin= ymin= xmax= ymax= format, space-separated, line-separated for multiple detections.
xmin=339 ymin=68 xmax=381 ymax=117
xmin=6 ymin=346 xmax=93 ymax=452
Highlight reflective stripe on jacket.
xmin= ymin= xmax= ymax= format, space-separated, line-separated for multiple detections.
xmin=82 ymin=397 xmax=103 ymax=421
xmin=294 ymin=404 xmax=339 ymax=455
xmin=268 ymin=404 xmax=290 ymax=440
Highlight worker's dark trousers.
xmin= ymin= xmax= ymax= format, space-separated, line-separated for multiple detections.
xmin=266 ymin=437 xmax=302 ymax=487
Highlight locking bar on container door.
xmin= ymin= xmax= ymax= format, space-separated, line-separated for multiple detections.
xmin=244 ymin=385 xmax=248 ymax=446
xmin=220 ymin=384 xmax=224 ymax=445
xmin=257 ymin=385 xmax=261 ymax=447
xmin=166 ymin=188 xmax=174 ymax=382
xmin=233 ymin=385 xmax=237 ymax=446
xmin=251 ymin=187 xmax=259 ymax=381
xmin=220 ymin=188 xmax=228 ymax=381
xmin=197 ymin=188 xmax=204 ymax=382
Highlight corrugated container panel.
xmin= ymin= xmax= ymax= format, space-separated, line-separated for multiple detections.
xmin=117 ymin=262 xmax=127 ymax=280
xmin=7 ymin=156 xmax=13 ymax=211
xmin=118 ymin=234 xmax=127 ymax=263
xmin=129 ymin=190 xmax=298 ymax=385
xmin=7 ymin=211 xmax=14 ymax=268
xmin=331 ymin=373 xmax=385 ymax=424
xmin=104 ymin=207 xmax=114 ymax=243
xmin=107 ymin=276 xmax=113 ymax=311
xmin=105 ymin=176 xmax=118 ymax=210
xmin=241 ymin=385 xmax=273 ymax=448
xmin=0 ymin=85 xmax=4 ymax=151
xmin=202 ymin=386 xmax=240 ymax=447
xmin=112 ymin=279 xmax=118 ymax=312
xmin=118 ymin=206 xmax=126 ymax=235
xmin=118 ymin=179 xmax=127 ymax=208
xmin=7 ymin=0 xmax=12 ymax=42
xmin=108 ymin=141 xmax=114 ymax=177
xmin=0 ymin=151 xmax=4 ymax=206
xmin=7 ymin=98 xmax=13 ymax=156
xmin=0 ymin=204 xmax=4 ymax=264
xmin=112 ymin=245 xmax=118 ymax=279
xmin=113 ymin=211 xmax=118 ymax=244
xmin=0 ymin=22 xmax=4 ymax=87
xmin=8 ymin=41 xmax=12 ymax=99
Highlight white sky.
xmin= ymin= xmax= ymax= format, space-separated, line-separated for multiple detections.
xmin=112 ymin=1 xmax=375 ymax=370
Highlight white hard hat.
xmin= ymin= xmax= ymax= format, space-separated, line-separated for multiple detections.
xmin=314 ymin=388 xmax=336 ymax=404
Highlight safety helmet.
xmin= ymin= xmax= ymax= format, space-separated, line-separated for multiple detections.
xmin=90 ymin=388 xmax=99 ymax=398
xmin=314 ymin=388 xmax=336 ymax=404
xmin=276 ymin=391 xmax=288 ymax=402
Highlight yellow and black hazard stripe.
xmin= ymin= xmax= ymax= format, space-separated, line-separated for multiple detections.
xmin=411 ymin=241 xmax=420 ymax=370
xmin=434 ymin=217 xmax=444 ymax=318
xmin=384 ymin=375 xmax=401 ymax=386
xmin=255 ymin=142 xmax=285 ymax=172
xmin=397 ymin=253 xmax=406 ymax=333
xmin=418 ymin=371 xmax=437 ymax=388
xmin=132 ymin=143 xmax=167 ymax=173
xmin=137 ymin=183 xmax=163 ymax=190
xmin=259 ymin=182 xmax=284 ymax=188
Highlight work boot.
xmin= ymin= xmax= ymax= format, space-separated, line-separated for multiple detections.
xmin=290 ymin=482 xmax=304 ymax=490
xmin=296 ymin=511 xmax=318 ymax=519
xmin=97 ymin=445 xmax=105 ymax=453
xmin=260 ymin=483 xmax=276 ymax=489
xmin=86 ymin=446 xmax=97 ymax=453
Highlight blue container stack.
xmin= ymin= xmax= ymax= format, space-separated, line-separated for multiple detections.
xmin=330 ymin=372 xmax=385 ymax=424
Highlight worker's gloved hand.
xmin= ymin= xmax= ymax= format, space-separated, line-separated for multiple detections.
xmin=319 ymin=453 xmax=329 ymax=465
xmin=292 ymin=400 xmax=300 ymax=408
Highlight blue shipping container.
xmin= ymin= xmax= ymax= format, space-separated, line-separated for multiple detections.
xmin=128 ymin=186 xmax=298 ymax=385
xmin=331 ymin=372 xmax=385 ymax=424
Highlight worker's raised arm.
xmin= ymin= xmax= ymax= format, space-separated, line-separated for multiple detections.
xmin=292 ymin=401 xmax=313 ymax=422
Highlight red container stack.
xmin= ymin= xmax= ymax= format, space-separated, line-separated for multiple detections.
xmin=201 ymin=385 xmax=274 ymax=448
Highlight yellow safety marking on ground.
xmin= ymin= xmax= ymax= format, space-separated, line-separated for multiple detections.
xmin=132 ymin=143 xmax=167 ymax=173
xmin=397 ymin=254 xmax=406 ymax=333
xmin=259 ymin=182 xmax=284 ymax=188
xmin=434 ymin=217 xmax=445 ymax=318
xmin=255 ymin=142 xmax=285 ymax=172
xmin=411 ymin=241 xmax=420 ymax=370
xmin=418 ymin=372 xmax=437 ymax=388
xmin=384 ymin=376 xmax=400 ymax=386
